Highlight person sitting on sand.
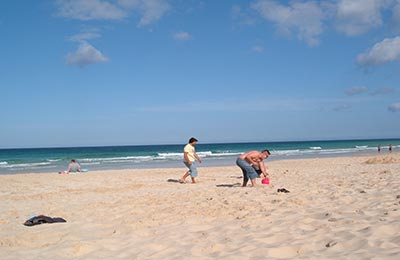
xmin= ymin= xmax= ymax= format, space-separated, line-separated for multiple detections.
xmin=236 ymin=150 xmax=270 ymax=187
xmin=65 ymin=159 xmax=81 ymax=174
xmin=181 ymin=137 xmax=202 ymax=184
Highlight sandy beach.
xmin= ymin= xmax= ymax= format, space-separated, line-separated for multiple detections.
xmin=1 ymin=153 xmax=399 ymax=259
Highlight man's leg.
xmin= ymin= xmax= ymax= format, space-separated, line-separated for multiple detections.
xmin=181 ymin=162 xmax=193 ymax=183
xmin=190 ymin=162 xmax=198 ymax=183
xmin=242 ymin=169 xmax=249 ymax=186
xmin=242 ymin=177 xmax=249 ymax=187
xmin=181 ymin=172 xmax=190 ymax=183
xmin=247 ymin=168 xmax=259 ymax=187
xmin=236 ymin=158 xmax=250 ymax=187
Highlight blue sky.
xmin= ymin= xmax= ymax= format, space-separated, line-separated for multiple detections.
xmin=1 ymin=0 xmax=400 ymax=148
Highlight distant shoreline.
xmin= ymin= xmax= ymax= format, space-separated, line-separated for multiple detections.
xmin=1 ymin=151 xmax=398 ymax=176
xmin=1 ymin=139 xmax=398 ymax=175
xmin=1 ymin=137 xmax=399 ymax=150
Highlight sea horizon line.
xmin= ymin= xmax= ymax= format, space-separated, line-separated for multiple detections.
xmin=1 ymin=137 xmax=400 ymax=150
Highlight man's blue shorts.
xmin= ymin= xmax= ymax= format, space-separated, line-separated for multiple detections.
xmin=184 ymin=161 xmax=198 ymax=177
xmin=236 ymin=158 xmax=258 ymax=181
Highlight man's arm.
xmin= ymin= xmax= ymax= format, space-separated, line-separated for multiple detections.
xmin=244 ymin=152 xmax=261 ymax=166
xmin=194 ymin=152 xmax=202 ymax=163
xmin=259 ymin=161 xmax=268 ymax=178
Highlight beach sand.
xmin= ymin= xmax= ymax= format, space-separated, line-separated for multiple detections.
xmin=1 ymin=154 xmax=399 ymax=259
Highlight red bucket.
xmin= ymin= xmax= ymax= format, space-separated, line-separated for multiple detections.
xmin=261 ymin=178 xmax=270 ymax=185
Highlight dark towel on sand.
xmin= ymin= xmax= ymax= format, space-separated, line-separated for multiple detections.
xmin=24 ymin=215 xmax=66 ymax=227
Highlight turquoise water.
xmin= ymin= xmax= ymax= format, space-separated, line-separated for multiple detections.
xmin=0 ymin=139 xmax=399 ymax=174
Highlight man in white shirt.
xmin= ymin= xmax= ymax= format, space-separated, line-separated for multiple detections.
xmin=181 ymin=137 xmax=202 ymax=183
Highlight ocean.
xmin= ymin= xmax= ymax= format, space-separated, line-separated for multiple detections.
xmin=0 ymin=139 xmax=399 ymax=174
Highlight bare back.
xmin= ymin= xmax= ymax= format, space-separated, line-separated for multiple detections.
xmin=239 ymin=150 xmax=262 ymax=164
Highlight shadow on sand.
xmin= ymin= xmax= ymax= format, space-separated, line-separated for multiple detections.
xmin=216 ymin=183 xmax=242 ymax=188
xmin=167 ymin=179 xmax=181 ymax=183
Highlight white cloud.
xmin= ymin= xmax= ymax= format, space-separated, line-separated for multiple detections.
xmin=335 ymin=0 xmax=392 ymax=36
xmin=371 ymin=87 xmax=395 ymax=95
xmin=118 ymin=0 xmax=170 ymax=26
xmin=388 ymin=102 xmax=400 ymax=112
xmin=333 ymin=104 xmax=352 ymax=111
xmin=117 ymin=0 xmax=140 ymax=8
xmin=251 ymin=0 xmax=325 ymax=46
xmin=55 ymin=0 xmax=127 ymax=20
xmin=252 ymin=45 xmax=265 ymax=53
xmin=242 ymin=1 xmax=400 ymax=46
xmin=56 ymin=0 xmax=169 ymax=26
xmin=173 ymin=31 xmax=191 ymax=41
xmin=357 ymin=36 xmax=400 ymax=66
xmin=66 ymin=42 xmax=108 ymax=67
xmin=345 ymin=86 xmax=368 ymax=96
xmin=394 ymin=0 xmax=400 ymax=22
xmin=136 ymin=0 xmax=170 ymax=26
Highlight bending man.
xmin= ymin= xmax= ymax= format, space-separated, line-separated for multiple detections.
xmin=236 ymin=150 xmax=270 ymax=187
